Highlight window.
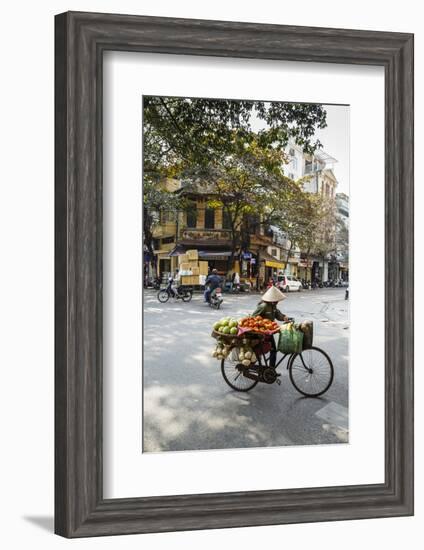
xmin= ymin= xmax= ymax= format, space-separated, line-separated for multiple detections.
xmin=291 ymin=157 xmax=298 ymax=170
xmin=289 ymin=148 xmax=295 ymax=157
xmin=289 ymin=173 xmax=295 ymax=180
xmin=271 ymin=248 xmax=278 ymax=257
xmin=186 ymin=200 xmax=197 ymax=228
xmin=205 ymin=207 xmax=215 ymax=229
xmin=222 ymin=208 xmax=231 ymax=230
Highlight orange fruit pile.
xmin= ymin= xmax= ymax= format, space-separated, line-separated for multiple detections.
xmin=239 ymin=316 xmax=279 ymax=333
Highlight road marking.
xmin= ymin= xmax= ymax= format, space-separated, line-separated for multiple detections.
xmin=315 ymin=401 xmax=348 ymax=430
xmin=315 ymin=402 xmax=349 ymax=443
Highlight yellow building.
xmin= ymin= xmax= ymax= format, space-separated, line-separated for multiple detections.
xmin=150 ymin=180 xmax=275 ymax=288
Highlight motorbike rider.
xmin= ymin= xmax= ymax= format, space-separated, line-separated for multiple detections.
xmin=251 ymin=286 xmax=289 ymax=367
xmin=204 ymin=268 xmax=222 ymax=303
xmin=166 ymin=269 xmax=180 ymax=297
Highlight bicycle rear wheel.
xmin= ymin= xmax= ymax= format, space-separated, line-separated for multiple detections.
xmin=289 ymin=346 xmax=334 ymax=397
xmin=221 ymin=347 xmax=259 ymax=392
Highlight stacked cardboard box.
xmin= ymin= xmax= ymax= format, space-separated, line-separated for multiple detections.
xmin=178 ymin=254 xmax=189 ymax=266
xmin=186 ymin=249 xmax=198 ymax=261
xmin=179 ymin=250 xmax=208 ymax=285
xmin=181 ymin=275 xmax=199 ymax=286
xmin=199 ymin=261 xmax=209 ymax=275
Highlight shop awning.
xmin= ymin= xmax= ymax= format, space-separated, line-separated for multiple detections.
xmin=168 ymin=244 xmax=232 ymax=261
xmin=259 ymin=250 xmax=285 ymax=270
xmin=265 ymin=259 xmax=285 ymax=269
xmin=198 ymin=250 xmax=232 ymax=261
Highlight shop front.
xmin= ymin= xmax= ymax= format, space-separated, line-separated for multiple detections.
xmin=298 ymin=259 xmax=312 ymax=282
xmin=239 ymin=251 xmax=257 ymax=280
xmin=168 ymin=243 xmax=234 ymax=277
xmin=197 ymin=250 xmax=232 ymax=276
xmin=260 ymin=252 xmax=285 ymax=288
xmin=338 ymin=261 xmax=349 ymax=282
xmin=265 ymin=259 xmax=285 ymax=283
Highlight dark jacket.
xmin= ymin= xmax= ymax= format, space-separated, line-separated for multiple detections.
xmin=251 ymin=301 xmax=287 ymax=321
xmin=205 ymin=274 xmax=222 ymax=290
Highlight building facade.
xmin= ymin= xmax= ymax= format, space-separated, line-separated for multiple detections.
xmin=147 ymin=141 xmax=348 ymax=287
xmin=335 ymin=192 xmax=350 ymax=281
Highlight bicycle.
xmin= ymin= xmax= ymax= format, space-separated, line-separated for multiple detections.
xmin=220 ymin=323 xmax=334 ymax=397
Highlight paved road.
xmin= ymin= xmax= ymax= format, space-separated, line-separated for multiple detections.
xmin=143 ymin=288 xmax=349 ymax=452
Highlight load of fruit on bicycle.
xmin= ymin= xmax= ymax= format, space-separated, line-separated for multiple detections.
xmin=210 ymin=315 xmax=313 ymax=359
xmin=212 ymin=315 xmax=279 ymax=337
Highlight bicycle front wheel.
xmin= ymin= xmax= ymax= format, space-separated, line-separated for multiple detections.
xmin=289 ymin=346 xmax=334 ymax=397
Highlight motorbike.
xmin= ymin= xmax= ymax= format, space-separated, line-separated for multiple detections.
xmin=157 ymin=282 xmax=193 ymax=303
xmin=311 ymin=280 xmax=319 ymax=289
xmin=152 ymin=276 xmax=161 ymax=290
xmin=301 ymin=279 xmax=310 ymax=290
xmin=209 ymin=287 xmax=223 ymax=309
xmin=223 ymin=282 xmax=240 ymax=294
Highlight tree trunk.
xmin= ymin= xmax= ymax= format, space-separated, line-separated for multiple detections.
xmin=305 ymin=247 xmax=311 ymax=282
xmin=143 ymin=206 xmax=158 ymax=278
xmin=285 ymin=241 xmax=294 ymax=273
xmin=226 ymin=213 xmax=239 ymax=274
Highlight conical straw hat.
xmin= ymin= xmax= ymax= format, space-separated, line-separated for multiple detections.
xmin=262 ymin=286 xmax=286 ymax=303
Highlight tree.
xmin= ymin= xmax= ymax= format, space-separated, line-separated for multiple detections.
xmin=183 ymin=134 xmax=302 ymax=271
xmin=335 ymin=216 xmax=349 ymax=262
xmin=266 ymin=179 xmax=318 ymax=267
xmin=143 ymin=97 xmax=327 ymax=173
xmin=142 ymin=96 xmax=328 ymax=275
xmin=143 ymin=176 xmax=183 ymax=278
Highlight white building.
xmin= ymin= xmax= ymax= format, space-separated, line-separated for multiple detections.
xmin=335 ymin=192 xmax=349 ymax=281
xmin=283 ymin=140 xmax=340 ymax=282
xmin=284 ymin=142 xmax=305 ymax=181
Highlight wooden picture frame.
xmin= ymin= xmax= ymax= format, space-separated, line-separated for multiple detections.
xmin=55 ymin=11 xmax=414 ymax=538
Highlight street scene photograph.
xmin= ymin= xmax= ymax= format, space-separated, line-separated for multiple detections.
xmin=142 ymin=95 xmax=349 ymax=453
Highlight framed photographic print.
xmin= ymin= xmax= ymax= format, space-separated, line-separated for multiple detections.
xmin=55 ymin=11 xmax=414 ymax=537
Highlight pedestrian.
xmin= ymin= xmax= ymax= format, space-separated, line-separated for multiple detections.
xmin=231 ymin=271 xmax=240 ymax=291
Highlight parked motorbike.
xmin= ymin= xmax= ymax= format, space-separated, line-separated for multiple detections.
xmin=301 ymin=279 xmax=310 ymax=290
xmin=152 ymin=276 xmax=161 ymax=290
xmin=223 ymin=282 xmax=240 ymax=294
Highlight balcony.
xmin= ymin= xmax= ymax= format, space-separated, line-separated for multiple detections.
xmin=180 ymin=227 xmax=232 ymax=245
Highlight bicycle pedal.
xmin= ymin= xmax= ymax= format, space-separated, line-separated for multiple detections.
xmin=276 ymin=379 xmax=281 ymax=385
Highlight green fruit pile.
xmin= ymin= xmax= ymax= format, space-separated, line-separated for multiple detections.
xmin=213 ymin=317 xmax=239 ymax=335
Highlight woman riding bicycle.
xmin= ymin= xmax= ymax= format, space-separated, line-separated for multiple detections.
xmin=251 ymin=286 xmax=289 ymax=367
